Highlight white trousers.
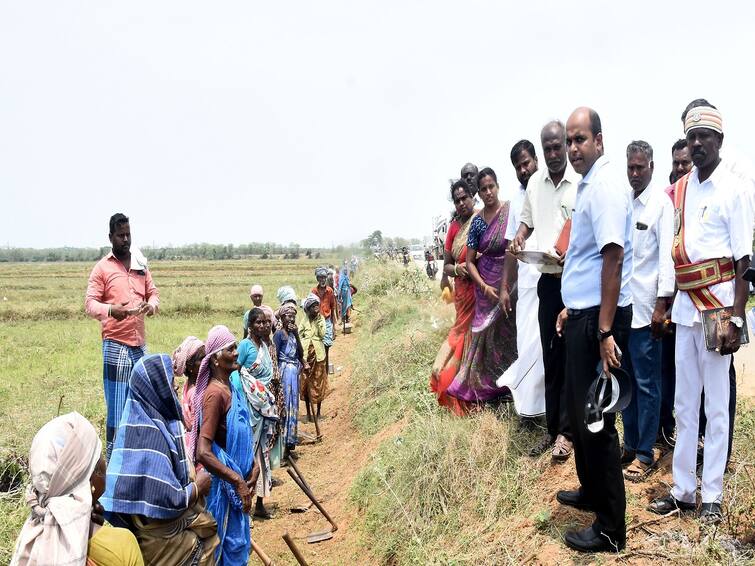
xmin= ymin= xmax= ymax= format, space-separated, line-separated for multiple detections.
xmin=497 ymin=280 xmax=545 ymax=417
xmin=672 ymin=323 xmax=730 ymax=504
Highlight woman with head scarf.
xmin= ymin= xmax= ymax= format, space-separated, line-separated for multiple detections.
xmin=172 ymin=336 xmax=205 ymax=430
xmin=11 ymin=412 xmax=142 ymax=566
xmin=447 ymin=167 xmax=518 ymax=404
xmin=102 ymin=354 xmax=219 ymax=564
xmin=276 ymin=286 xmax=298 ymax=309
xmin=190 ymin=325 xmax=254 ymax=565
xmin=242 ymin=285 xmax=277 ymax=337
xmin=337 ymin=264 xmax=354 ymax=323
xmin=236 ymin=308 xmax=280 ymax=519
xmin=299 ymin=293 xmax=329 ymax=422
xmin=273 ymin=302 xmax=305 ymax=461
xmin=261 ymin=307 xmax=286 ymax=471
xmin=430 ymin=179 xmax=476 ymax=415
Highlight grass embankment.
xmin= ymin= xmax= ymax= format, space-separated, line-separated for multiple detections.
xmin=347 ymin=262 xmax=755 ymax=565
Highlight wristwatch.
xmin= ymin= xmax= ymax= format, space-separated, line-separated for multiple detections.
xmin=730 ymin=316 xmax=744 ymax=329
xmin=597 ymin=328 xmax=613 ymax=342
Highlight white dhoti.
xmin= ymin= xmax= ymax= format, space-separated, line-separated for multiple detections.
xmin=498 ymin=264 xmax=544 ymax=417
xmin=672 ymin=323 xmax=731 ymax=504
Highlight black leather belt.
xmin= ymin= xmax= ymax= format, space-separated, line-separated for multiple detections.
xmin=566 ymin=306 xmax=600 ymax=317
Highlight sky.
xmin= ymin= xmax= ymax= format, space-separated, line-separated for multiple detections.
xmin=2 ymin=1 xmax=754 ymax=250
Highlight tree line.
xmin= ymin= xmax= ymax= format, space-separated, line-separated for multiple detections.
xmin=361 ymin=230 xmax=421 ymax=252
xmin=0 ymin=242 xmax=350 ymax=263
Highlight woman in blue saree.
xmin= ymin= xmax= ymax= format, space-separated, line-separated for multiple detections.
xmin=337 ymin=264 xmax=354 ymax=322
xmin=273 ymin=303 xmax=305 ymax=462
xmin=237 ymin=308 xmax=280 ymax=519
xmin=191 ymin=325 xmax=254 ymax=566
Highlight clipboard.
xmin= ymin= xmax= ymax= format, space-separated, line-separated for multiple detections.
xmin=515 ymin=250 xmax=562 ymax=266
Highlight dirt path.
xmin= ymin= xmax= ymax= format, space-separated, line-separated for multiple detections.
xmin=734 ymin=345 xmax=755 ymax=399
xmin=249 ymin=326 xmax=376 ymax=565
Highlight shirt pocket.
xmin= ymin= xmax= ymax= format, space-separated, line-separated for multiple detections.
xmin=569 ymin=206 xmax=592 ymax=251
xmin=698 ymin=201 xmax=725 ymax=230
xmin=129 ymin=272 xmax=148 ymax=300
xmin=632 ymin=227 xmax=649 ymax=255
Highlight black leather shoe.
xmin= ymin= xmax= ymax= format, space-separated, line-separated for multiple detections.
xmin=699 ymin=502 xmax=723 ymax=524
xmin=564 ymin=525 xmax=625 ymax=553
xmin=647 ymin=495 xmax=695 ymax=515
xmin=556 ymin=489 xmax=594 ymax=511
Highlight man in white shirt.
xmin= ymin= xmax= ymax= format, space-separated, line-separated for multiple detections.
xmin=499 ymin=140 xmax=545 ymax=419
xmin=678 ymin=100 xmax=751 ymax=464
xmin=554 ymin=107 xmax=632 ymax=553
xmin=620 ymin=141 xmax=674 ymax=482
xmin=507 ymin=121 xmax=578 ymax=461
xmin=649 ymin=102 xmax=753 ymax=524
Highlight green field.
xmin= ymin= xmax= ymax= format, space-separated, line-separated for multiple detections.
xmin=0 ymin=258 xmax=344 ymax=561
xmin=0 ymin=258 xmax=343 ymax=448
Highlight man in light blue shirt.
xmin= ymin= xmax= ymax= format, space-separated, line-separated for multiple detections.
xmin=555 ymin=107 xmax=633 ymax=553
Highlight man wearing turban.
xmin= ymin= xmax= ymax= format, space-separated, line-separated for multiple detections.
xmin=649 ymin=101 xmax=753 ymax=525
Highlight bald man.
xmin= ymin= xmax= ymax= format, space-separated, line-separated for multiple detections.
xmin=555 ymin=107 xmax=632 ymax=553
xmin=509 ymin=121 xmax=578 ymax=461
xmin=460 ymin=162 xmax=479 ymax=194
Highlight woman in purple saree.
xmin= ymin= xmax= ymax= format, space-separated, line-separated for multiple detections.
xmin=447 ymin=167 xmax=518 ymax=403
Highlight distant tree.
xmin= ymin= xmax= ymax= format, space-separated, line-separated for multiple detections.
xmin=362 ymin=230 xmax=383 ymax=252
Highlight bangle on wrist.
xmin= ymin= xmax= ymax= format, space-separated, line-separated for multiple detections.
xmin=107 ymin=305 xmax=112 ymax=318
xmin=454 ymin=265 xmax=458 ymax=276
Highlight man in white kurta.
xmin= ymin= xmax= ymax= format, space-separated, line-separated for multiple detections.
xmin=499 ymin=140 xmax=544 ymax=417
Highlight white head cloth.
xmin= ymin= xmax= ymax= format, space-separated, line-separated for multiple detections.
xmin=11 ymin=412 xmax=101 ymax=566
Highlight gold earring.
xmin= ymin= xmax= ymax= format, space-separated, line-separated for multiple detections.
xmin=91 ymin=485 xmax=95 ymax=494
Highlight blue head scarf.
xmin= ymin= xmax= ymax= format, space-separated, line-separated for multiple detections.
xmin=102 ymin=354 xmax=192 ymax=520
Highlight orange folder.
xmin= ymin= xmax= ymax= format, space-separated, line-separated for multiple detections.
xmin=554 ymin=218 xmax=571 ymax=256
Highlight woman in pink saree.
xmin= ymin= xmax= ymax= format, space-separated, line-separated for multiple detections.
xmin=447 ymin=167 xmax=518 ymax=403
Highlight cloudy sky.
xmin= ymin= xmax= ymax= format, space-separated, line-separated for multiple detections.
xmin=2 ymin=1 xmax=753 ymax=249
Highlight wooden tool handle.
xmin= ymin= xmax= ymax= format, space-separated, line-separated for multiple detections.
xmin=286 ymin=468 xmax=339 ymax=531
xmin=310 ymin=404 xmax=322 ymax=438
xmin=283 ymin=532 xmax=309 ymax=566
xmin=288 ymin=458 xmax=313 ymax=495
xmin=251 ymin=540 xmax=274 ymax=566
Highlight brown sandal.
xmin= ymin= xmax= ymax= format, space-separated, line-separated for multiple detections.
xmin=551 ymin=434 xmax=573 ymax=462
xmin=623 ymin=458 xmax=654 ymax=482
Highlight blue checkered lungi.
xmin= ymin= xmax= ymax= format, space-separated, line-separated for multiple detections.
xmin=102 ymin=339 xmax=147 ymax=459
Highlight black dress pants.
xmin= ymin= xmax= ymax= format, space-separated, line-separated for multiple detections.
xmin=564 ymin=305 xmax=631 ymax=539
xmin=537 ymin=274 xmax=570 ymax=440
